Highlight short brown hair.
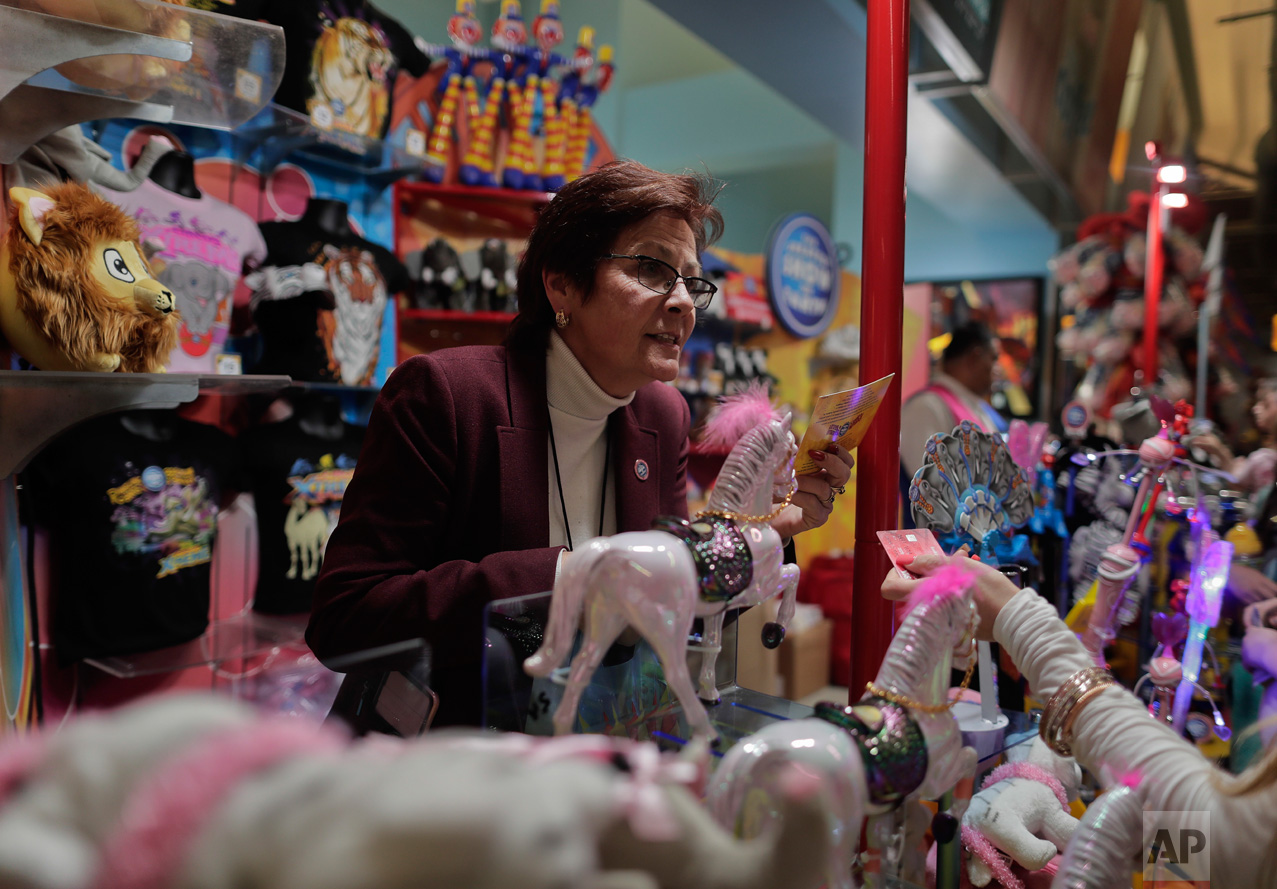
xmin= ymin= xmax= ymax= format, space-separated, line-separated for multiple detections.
xmin=506 ymin=160 xmax=724 ymax=352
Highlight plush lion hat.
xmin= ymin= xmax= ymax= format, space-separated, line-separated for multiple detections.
xmin=1 ymin=182 xmax=179 ymax=373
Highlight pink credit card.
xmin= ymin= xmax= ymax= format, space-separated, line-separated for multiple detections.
xmin=876 ymin=529 xmax=946 ymax=579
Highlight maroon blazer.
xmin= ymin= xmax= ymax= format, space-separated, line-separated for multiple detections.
xmin=308 ymin=344 xmax=690 ymax=726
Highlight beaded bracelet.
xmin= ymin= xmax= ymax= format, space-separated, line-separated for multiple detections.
xmin=1039 ymin=666 xmax=1115 ymax=757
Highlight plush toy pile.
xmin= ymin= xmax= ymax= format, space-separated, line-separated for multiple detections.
xmin=1049 ymin=190 xmax=1208 ymax=418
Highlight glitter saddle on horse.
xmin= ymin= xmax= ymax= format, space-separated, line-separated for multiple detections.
xmin=650 ymin=515 xmax=753 ymax=602
xmin=813 ymin=699 xmax=929 ymax=808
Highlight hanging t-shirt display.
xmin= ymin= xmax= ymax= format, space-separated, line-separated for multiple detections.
xmin=247 ymin=219 xmax=408 ymax=386
xmin=23 ymin=414 xmax=241 ymax=665
xmin=254 ymin=0 xmax=431 ymax=140
xmin=98 ymin=180 xmax=268 ymax=373
xmin=239 ymin=414 xmax=365 ymax=614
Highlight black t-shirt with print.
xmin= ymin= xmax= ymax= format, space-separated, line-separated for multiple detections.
xmin=24 ymin=413 xmax=241 ymax=665
xmin=253 ymin=0 xmax=430 ymax=140
xmin=239 ymin=414 xmax=365 ymax=614
xmin=248 ymin=219 xmax=409 ymax=385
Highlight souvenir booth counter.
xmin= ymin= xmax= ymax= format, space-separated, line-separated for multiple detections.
xmin=0 ymin=1 xmax=1248 ymax=888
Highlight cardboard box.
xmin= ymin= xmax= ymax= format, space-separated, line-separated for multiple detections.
xmin=778 ymin=617 xmax=833 ymax=701
xmin=734 ymin=599 xmax=782 ymax=697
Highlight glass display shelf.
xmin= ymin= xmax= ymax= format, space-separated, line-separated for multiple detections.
xmin=83 ymin=610 xmax=306 ymax=679
xmin=233 ymin=102 xmax=424 ymax=181
xmin=288 ymin=380 xmax=382 ymax=396
xmin=0 ymin=370 xmax=290 ymax=477
xmin=0 ymin=0 xmax=284 ymax=162
xmin=482 ymin=589 xmax=1035 ymax=761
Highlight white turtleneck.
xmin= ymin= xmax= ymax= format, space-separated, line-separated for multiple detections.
xmin=545 ymin=331 xmax=634 ymax=553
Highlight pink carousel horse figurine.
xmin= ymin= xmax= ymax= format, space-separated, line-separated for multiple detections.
xmin=706 ymin=565 xmax=981 ymax=889
xmin=524 ymin=385 xmax=800 ymax=742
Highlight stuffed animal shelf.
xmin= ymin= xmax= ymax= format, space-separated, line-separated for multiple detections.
xmin=0 ymin=183 xmax=179 ymax=373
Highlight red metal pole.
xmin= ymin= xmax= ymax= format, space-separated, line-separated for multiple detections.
xmin=850 ymin=0 xmax=910 ymax=698
xmin=1142 ymin=186 xmax=1165 ymax=387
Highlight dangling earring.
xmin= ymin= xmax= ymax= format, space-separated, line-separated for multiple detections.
xmin=554 ymin=309 xmax=570 ymax=329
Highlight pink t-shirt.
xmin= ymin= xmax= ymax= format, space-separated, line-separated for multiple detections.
xmin=99 ymin=180 xmax=267 ymax=374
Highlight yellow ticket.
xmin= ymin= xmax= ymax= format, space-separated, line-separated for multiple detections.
xmin=793 ymin=373 xmax=895 ymax=475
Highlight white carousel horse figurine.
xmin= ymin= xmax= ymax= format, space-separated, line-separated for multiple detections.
xmin=705 ymin=564 xmax=982 ymax=889
xmin=1051 ymin=773 xmax=1145 ymax=889
xmin=524 ymin=384 xmax=800 ymax=742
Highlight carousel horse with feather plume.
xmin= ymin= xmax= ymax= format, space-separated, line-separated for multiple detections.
xmin=524 ymin=384 xmax=801 ymax=741
xmin=706 ymin=565 xmax=982 ymax=889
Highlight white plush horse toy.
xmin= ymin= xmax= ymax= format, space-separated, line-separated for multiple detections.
xmin=706 ymin=564 xmax=982 ymax=889
xmin=525 ymin=384 xmax=800 ymax=742
xmin=0 ymin=694 xmax=835 ymax=889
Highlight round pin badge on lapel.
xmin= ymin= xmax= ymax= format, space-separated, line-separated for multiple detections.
xmin=634 ymin=459 xmax=649 ymax=481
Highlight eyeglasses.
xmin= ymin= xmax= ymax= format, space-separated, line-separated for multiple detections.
xmin=602 ymin=254 xmax=717 ymax=309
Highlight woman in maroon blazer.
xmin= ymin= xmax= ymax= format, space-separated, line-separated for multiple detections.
xmin=309 ymin=160 xmax=854 ymax=727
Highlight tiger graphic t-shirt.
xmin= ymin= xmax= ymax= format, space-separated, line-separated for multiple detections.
xmin=239 ymin=413 xmax=365 ymax=614
xmin=247 ymin=219 xmax=408 ymax=386
xmin=254 ymin=0 xmax=431 ymax=140
xmin=24 ymin=413 xmax=241 ymax=664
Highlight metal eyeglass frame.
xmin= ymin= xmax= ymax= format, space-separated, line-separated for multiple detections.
xmin=601 ymin=253 xmax=717 ymax=309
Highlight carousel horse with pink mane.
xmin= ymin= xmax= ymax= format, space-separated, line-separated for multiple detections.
xmin=706 ymin=565 xmax=982 ymax=889
xmin=524 ymin=384 xmax=800 ymax=741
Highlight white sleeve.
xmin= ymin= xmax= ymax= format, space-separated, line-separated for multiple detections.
xmin=899 ymin=392 xmax=951 ymax=480
xmin=994 ymin=588 xmax=1277 ymax=886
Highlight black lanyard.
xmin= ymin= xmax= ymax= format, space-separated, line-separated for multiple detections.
xmin=548 ymin=415 xmax=611 ymax=552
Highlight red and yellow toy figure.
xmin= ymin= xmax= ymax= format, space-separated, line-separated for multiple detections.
xmin=459 ymin=0 xmax=527 ymax=188
xmin=506 ymin=0 xmax=582 ymax=191
xmin=564 ymin=43 xmax=614 ymax=182
xmin=544 ymin=25 xmax=594 ymax=192
xmin=421 ymin=0 xmax=487 ymax=183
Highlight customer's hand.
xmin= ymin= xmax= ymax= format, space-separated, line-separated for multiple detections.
xmin=1242 ymin=623 xmax=1277 ymax=683
xmin=1227 ymin=563 xmax=1277 ymax=606
xmin=771 ymin=443 xmax=855 ymax=541
xmin=1188 ymin=432 xmax=1233 ymax=466
xmin=880 ymin=551 xmax=1021 ymax=641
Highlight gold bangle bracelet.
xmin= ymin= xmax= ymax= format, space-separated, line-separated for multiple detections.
xmin=1040 ymin=666 xmax=1114 ymax=757
xmin=1058 ymin=682 xmax=1115 ymax=754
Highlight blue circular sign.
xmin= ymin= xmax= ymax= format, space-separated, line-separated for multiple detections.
xmin=765 ymin=213 xmax=841 ymax=338
xmin=1062 ymin=401 xmax=1090 ymax=434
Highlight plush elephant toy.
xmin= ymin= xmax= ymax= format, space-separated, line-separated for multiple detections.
xmin=961 ymin=737 xmax=1083 ymax=889
xmin=0 ymin=694 xmax=831 ymax=889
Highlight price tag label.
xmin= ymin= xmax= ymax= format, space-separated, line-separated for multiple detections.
xmin=234 ymin=68 xmax=262 ymax=103
xmin=214 ymin=353 xmax=243 ymax=375
xmin=405 ymin=129 xmax=426 ymax=158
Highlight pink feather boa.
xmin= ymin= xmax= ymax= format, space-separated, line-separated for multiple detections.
xmin=92 ymin=719 xmax=348 ymax=889
xmin=902 ymin=563 xmax=976 ymax=618
xmin=700 ymin=380 xmax=780 ymax=449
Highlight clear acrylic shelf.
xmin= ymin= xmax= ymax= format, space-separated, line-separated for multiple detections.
xmin=233 ymin=102 xmax=425 ymax=179
xmin=83 ymin=610 xmax=306 ymax=678
xmin=0 ymin=0 xmax=284 ymax=139
xmin=483 ymin=588 xmax=1038 ymax=761
xmin=0 ymin=370 xmax=290 ymax=477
